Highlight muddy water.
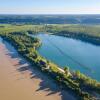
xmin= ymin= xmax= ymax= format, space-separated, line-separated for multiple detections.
xmin=0 ymin=37 xmax=76 ymax=100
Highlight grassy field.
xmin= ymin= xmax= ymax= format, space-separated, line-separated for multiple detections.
xmin=45 ymin=24 xmax=100 ymax=37
xmin=0 ymin=24 xmax=100 ymax=38
xmin=0 ymin=24 xmax=42 ymax=33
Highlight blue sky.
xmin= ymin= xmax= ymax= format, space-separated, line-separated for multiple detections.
xmin=0 ymin=0 xmax=100 ymax=14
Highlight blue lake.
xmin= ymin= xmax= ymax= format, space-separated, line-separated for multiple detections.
xmin=1 ymin=34 xmax=100 ymax=81
xmin=32 ymin=33 xmax=100 ymax=81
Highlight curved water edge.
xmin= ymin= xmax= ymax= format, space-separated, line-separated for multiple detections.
xmin=31 ymin=33 xmax=100 ymax=81
xmin=0 ymin=37 xmax=77 ymax=100
xmin=1 ymin=33 xmax=100 ymax=99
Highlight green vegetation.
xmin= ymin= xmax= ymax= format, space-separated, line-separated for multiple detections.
xmin=0 ymin=24 xmax=100 ymax=99
xmin=45 ymin=24 xmax=100 ymax=37
xmin=1 ymin=23 xmax=100 ymax=45
xmin=44 ymin=24 xmax=100 ymax=45
xmin=0 ymin=24 xmax=44 ymax=34
xmin=1 ymin=24 xmax=100 ymax=37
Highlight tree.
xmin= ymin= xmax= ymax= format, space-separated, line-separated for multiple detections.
xmin=75 ymin=70 xmax=81 ymax=78
xmin=64 ymin=66 xmax=69 ymax=75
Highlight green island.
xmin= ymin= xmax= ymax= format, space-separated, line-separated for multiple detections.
xmin=0 ymin=24 xmax=100 ymax=100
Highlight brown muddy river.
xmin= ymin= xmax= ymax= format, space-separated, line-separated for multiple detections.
xmin=0 ymin=37 xmax=75 ymax=100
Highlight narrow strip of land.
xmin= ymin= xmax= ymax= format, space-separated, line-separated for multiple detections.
xmin=0 ymin=40 xmax=76 ymax=100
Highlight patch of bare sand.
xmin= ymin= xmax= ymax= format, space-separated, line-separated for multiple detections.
xmin=0 ymin=41 xmax=76 ymax=100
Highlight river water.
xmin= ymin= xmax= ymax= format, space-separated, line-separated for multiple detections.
xmin=0 ymin=36 xmax=76 ymax=100
xmin=32 ymin=33 xmax=100 ymax=81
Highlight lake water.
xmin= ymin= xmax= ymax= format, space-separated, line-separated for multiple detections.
xmin=32 ymin=33 xmax=100 ymax=81
xmin=1 ymin=34 xmax=100 ymax=81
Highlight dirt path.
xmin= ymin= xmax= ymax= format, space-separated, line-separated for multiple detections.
xmin=0 ymin=39 xmax=76 ymax=100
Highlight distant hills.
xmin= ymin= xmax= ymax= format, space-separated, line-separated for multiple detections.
xmin=0 ymin=14 xmax=100 ymax=24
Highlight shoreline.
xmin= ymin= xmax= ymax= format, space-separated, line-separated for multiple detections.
xmin=0 ymin=32 xmax=99 ymax=99
xmin=52 ymin=31 xmax=100 ymax=46
xmin=0 ymin=37 xmax=76 ymax=100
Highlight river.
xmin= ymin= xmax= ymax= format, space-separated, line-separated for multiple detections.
xmin=0 ymin=37 xmax=76 ymax=100
xmin=31 ymin=33 xmax=100 ymax=81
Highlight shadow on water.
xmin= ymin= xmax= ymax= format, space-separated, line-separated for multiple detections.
xmin=2 ymin=39 xmax=76 ymax=100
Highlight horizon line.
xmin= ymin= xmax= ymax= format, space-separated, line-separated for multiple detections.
xmin=0 ymin=13 xmax=100 ymax=15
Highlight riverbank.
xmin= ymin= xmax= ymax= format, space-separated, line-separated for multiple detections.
xmin=0 ymin=38 xmax=76 ymax=100
xmin=1 ymin=32 xmax=99 ymax=100
xmin=52 ymin=31 xmax=100 ymax=46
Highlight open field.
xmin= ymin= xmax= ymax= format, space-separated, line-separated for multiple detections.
xmin=0 ymin=24 xmax=100 ymax=37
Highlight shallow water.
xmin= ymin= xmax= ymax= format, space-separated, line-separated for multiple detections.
xmin=32 ymin=33 xmax=100 ymax=81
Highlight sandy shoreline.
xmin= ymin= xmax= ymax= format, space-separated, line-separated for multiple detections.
xmin=0 ymin=39 xmax=76 ymax=100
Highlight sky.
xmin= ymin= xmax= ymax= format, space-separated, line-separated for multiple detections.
xmin=0 ymin=0 xmax=100 ymax=14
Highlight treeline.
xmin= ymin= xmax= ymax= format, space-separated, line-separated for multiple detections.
xmin=53 ymin=30 xmax=100 ymax=45
xmin=1 ymin=31 xmax=100 ymax=99
xmin=1 ymin=15 xmax=100 ymax=24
